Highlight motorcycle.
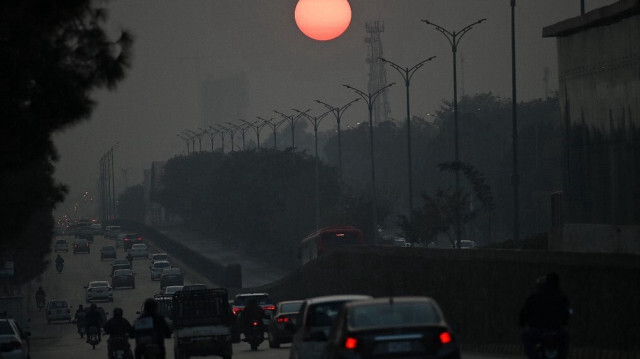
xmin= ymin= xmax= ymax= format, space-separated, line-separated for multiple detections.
xmin=108 ymin=336 xmax=134 ymax=359
xmin=87 ymin=326 xmax=101 ymax=349
xmin=56 ymin=262 xmax=64 ymax=273
xmin=36 ymin=297 xmax=45 ymax=311
xmin=536 ymin=330 xmax=562 ymax=359
xmin=244 ymin=320 xmax=265 ymax=351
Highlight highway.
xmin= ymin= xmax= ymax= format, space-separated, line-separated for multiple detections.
xmin=27 ymin=232 xmax=519 ymax=359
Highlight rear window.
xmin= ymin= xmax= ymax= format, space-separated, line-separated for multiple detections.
xmin=154 ymin=262 xmax=171 ymax=269
xmin=113 ymin=269 xmax=133 ymax=276
xmin=348 ymin=302 xmax=441 ymax=328
xmin=102 ymin=246 xmax=115 ymax=251
xmin=321 ymin=232 xmax=362 ymax=248
xmin=280 ymin=301 xmax=303 ymax=313
xmin=0 ymin=321 xmax=14 ymax=335
xmin=234 ymin=294 xmax=273 ymax=307
xmin=55 ymin=239 xmax=67 ymax=244
xmin=49 ymin=301 xmax=68 ymax=309
xmin=307 ymin=301 xmax=349 ymax=327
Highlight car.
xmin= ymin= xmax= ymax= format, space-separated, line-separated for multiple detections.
xmin=111 ymin=269 xmax=135 ymax=289
xmin=100 ymin=245 xmax=117 ymax=261
xmin=54 ymin=239 xmax=69 ymax=253
xmin=150 ymin=260 xmax=171 ymax=281
xmin=181 ymin=283 xmax=206 ymax=291
xmin=322 ymin=296 xmax=460 ymax=359
xmin=152 ymin=294 xmax=174 ymax=327
xmin=76 ymin=226 xmax=94 ymax=243
xmin=0 ymin=318 xmax=30 ymax=359
xmin=163 ymin=285 xmax=184 ymax=295
xmin=267 ymin=299 xmax=304 ymax=348
xmin=460 ymin=240 xmax=478 ymax=249
xmin=73 ymin=238 xmax=90 ymax=254
xmin=104 ymin=225 xmax=121 ymax=240
xmin=232 ymin=293 xmax=276 ymax=322
xmin=289 ymin=294 xmax=372 ymax=359
xmin=160 ymin=268 xmax=184 ymax=289
xmin=45 ymin=300 xmax=72 ymax=323
xmin=111 ymin=263 xmax=132 ymax=277
xmin=121 ymin=233 xmax=143 ymax=251
xmin=149 ymin=253 xmax=169 ymax=264
xmin=129 ymin=243 xmax=148 ymax=259
xmin=85 ymin=281 xmax=113 ymax=302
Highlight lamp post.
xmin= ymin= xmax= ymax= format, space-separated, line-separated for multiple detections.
xmin=241 ymin=119 xmax=266 ymax=149
xmin=379 ymin=56 xmax=436 ymax=224
xmin=185 ymin=129 xmax=202 ymax=152
xmin=176 ymin=134 xmax=190 ymax=155
xmin=343 ymin=82 xmax=396 ymax=244
xmin=422 ymin=18 xmax=486 ymax=249
xmin=293 ymin=108 xmax=332 ymax=230
xmin=315 ymin=98 xmax=360 ymax=179
xmin=228 ymin=121 xmax=250 ymax=151
xmin=217 ymin=124 xmax=237 ymax=152
xmin=199 ymin=127 xmax=216 ymax=152
xmin=274 ymin=110 xmax=310 ymax=149
xmin=209 ymin=126 xmax=225 ymax=153
xmin=511 ymin=0 xmax=520 ymax=246
xmin=181 ymin=130 xmax=196 ymax=153
xmin=260 ymin=117 xmax=285 ymax=149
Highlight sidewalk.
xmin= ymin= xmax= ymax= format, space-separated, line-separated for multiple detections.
xmin=153 ymin=226 xmax=289 ymax=289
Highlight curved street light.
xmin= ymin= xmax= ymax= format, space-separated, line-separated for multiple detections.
xmin=209 ymin=126 xmax=225 ymax=153
xmin=274 ymin=109 xmax=310 ymax=149
xmin=176 ymin=133 xmax=190 ymax=155
xmin=379 ymin=55 xmax=436 ymax=226
xmin=343 ymin=82 xmax=396 ymax=244
xmin=241 ymin=119 xmax=266 ymax=149
xmin=422 ymin=17 xmax=486 ymax=249
xmin=315 ymin=98 xmax=360 ymax=179
xmin=217 ymin=124 xmax=237 ymax=152
xmin=260 ymin=117 xmax=285 ymax=149
xmin=227 ymin=121 xmax=250 ymax=151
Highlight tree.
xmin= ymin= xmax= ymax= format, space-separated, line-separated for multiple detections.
xmin=0 ymin=1 xmax=132 ymax=283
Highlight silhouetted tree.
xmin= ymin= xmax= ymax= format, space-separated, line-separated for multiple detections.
xmin=0 ymin=1 xmax=132 ymax=283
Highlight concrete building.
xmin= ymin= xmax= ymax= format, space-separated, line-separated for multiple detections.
xmin=543 ymin=0 xmax=640 ymax=252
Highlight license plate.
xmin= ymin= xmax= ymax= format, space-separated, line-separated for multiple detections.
xmin=387 ymin=341 xmax=411 ymax=353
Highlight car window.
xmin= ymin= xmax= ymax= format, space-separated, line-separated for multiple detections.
xmin=281 ymin=302 xmax=303 ymax=313
xmin=235 ymin=294 xmax=272 ymax=306
xmin=154 ymin=262 xmax=170 ymax=268
xmin=56 ymin=239 xmax=66 ymax=244
xmin=307 ymin=301 xmax=347 ymax=327
xmin=348 ymin=302 xmax=441 ymax=328
xmin=0 ymin=321 xmax=14 ymax=335
xmin=114 ymin=269 xmax=132 ymax=276
xmin=50 ymin=301 xmax=68 ymax=309
xmin=91 ymin=281 xmax=109 ymax=287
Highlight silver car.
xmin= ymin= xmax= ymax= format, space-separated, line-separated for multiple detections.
xmin=54 ymin=239 xmax=69 ymax=253
xmin=129 ymin=243 xmax=148 ymax=259
xmin=150 ymin=260 xmax=171 ymax=281
xmin=45 ymin=300 xmax=72 ymax=323
xmin=289 ymin=295 xmax=372 ymax=359
xmin=85 ymin=281 xmax=113 ymax=302
xmin=0 ymin=318 xmax=30 ymax=359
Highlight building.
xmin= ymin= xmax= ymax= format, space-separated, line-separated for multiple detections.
xmin=543 ymin=0 xmax=640 ymax=252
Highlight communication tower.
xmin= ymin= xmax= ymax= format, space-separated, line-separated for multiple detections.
xmin=365 ymin=21 xmax=391 ymax=123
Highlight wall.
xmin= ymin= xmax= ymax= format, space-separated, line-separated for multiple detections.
xmin=552 ymin=223 xmax=640 ymax=253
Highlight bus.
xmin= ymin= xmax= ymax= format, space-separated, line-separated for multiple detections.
xmin=298 ymin=226 xmax=365 ymax=265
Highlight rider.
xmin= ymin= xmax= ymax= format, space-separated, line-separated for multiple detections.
xmin=55 ymin=254 xmax=64 ymax=268
xmin=131 ymin=298 xmax=172 ymax=359
xmin=74 ymin=305 xmax=87 ymax=337
xmin=85 ymin=303 xmax=103 ymax=343
xmin=520 ymin=272 xmax=572 ymax=359
xmin=240 ymin=299 xmax=265 ymax=338
xmin=104 ymin=307 xmax=133 ymax=356
xmin=35 ymin=286 xmax=46 ymax=307
xmin=126 ymin=252 xmax=134 ymax=267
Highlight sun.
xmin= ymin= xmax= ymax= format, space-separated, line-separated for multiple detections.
xmin=295 ymin=0 xmax=352 ymax=41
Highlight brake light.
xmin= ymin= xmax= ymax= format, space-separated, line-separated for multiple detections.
xmin=137 ymin=237 xmax=142 ymax=241
xmin=440 ymin=331 xmax=452 ymax=344
xmin=252 ymin=321 xmax=260 ymax=326
xmin=233 ymin=308 xmax=242 ymax=315
xmin=124 ymin=238 xmax=130 ymax=242
xmin=264 ymin=305 xmax=276 ymax=311
xmin=276 ymin=316 xmax=290 ymax=323
xmin=344 ymin=337 xmax=357 ymax=349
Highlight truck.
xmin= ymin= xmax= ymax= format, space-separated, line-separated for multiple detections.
xmin=0 ymin=295 xmax=30 ymax=335
xmin=172 ymin=288 xmax=234 ymax=359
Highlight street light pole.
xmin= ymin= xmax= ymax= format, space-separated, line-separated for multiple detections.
xmin=422 ymin=17 xmax=486 ymax=249
xmin=274 ymin=110 xmax=310 ymax=149
xmin=293 ymin=108 xmax=332 ymax=230
xmin=343 ymin=82 xmax=396 ymax=244
xmin=177 ymin=134 xmax=190 ymax=155
xmin=217 ymin=124 xmax=237 ymax=152
xmin=181 ymin=130 xmax=196 ymax=154
xmin=379 ymin=56 xmax=436 ymax=225
xmin=241 ymin=119 xmax=266 ymax=149
xmin=260 ymin=117 xmax=285 ymax=149
xmin=315 ymin=98 xmax=360 ymax=180
xmin=511 ymin=0 xmax=520 ymax=246
xmin=185 ymin=129 xmax=201 ymax=152
xmin=209 ymin=126 xmax=225 ymax=153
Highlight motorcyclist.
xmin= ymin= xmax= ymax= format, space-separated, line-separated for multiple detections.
xmin=240 ymin=299 xmax=265 ymax=339
xmin=131 ymin=298 xmax=172 ymax=359
xmin=520 ymin=272 xmax=572 ymax=359
xmin=85 ymin=303 xmax=103 ymax=343
xmin=55 ymin=254 xmax=64 ymax=270
xmin=126 ymin=252 xmax=133 ymax=265
xmin=35 ymin=286 xmax=46 ymax=308
xmin=104 ymin=307 xmax=133 ymax=358
xmin=74 ymin=304 xmax=87 ymax=337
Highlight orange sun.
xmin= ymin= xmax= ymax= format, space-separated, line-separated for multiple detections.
xmin=295 ymin=0 xmax=352 ymax=41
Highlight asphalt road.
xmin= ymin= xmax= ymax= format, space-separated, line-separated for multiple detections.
xmin=26 ymin=233 xmax=522 ymax=359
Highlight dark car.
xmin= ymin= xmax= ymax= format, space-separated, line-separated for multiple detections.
xmin=122 ymin=233 xmax=143 ymax=251
xmin=232 ymin=293 xmax=276 ymax=320
xmin=111 ymin=269 xmax=135 ymax=289
xmin=268 ymin=299 xmax=304 ymax=348
xmin=322 ymin=297 xmax=460 ymax=359
xmin=76 ymin=226 xmax=94 ymax=243
xmin=159 ymin=268 xmax=184 ymax=290
xmin=100 ymin=245 xmax=117 ymax=261
xmin=110 ymin=263 xmax=132 ymax=277
xmin=73 ymin=238 xmax=90 ymax=254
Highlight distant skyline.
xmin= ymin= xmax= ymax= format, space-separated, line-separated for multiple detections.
xmin=52 ymin=0 xmax=616 ymax=216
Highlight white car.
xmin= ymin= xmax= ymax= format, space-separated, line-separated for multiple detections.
xmin=0 ymin=318 xmax=30 ymax=359
xmin=149 ymin=253 xmax=169 ymax=264
xmin=54 ymin=239 xmax=69 ymax=252
xmin=150 ymin=260 xmax=171 ymax=280
xmin=85 ymin=281 xmax=113 ymax=302
xmin=129 ymin=243 xmax=148 ymax=259
xmin=163 ymin=285 xmax=184 ymax=295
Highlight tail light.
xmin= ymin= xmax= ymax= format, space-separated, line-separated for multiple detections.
xmin=252 ymin=321 xmax=260 ymax=326
xmin=344 ymin=337 xmax=357 ymax=349
xmin=276 ymin=316 xmax=290 ymax=323
xmin=439 ymin=331 xmax=452 ymax=344
xmin=137 ymin=237 xmax=142 ymax=241
xmin=264 ymin=305 xmax=276 ymax=311
xmin=232 ymin=308 xmax=241 ymax=315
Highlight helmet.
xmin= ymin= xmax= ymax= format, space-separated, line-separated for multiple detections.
xmin=143 ymin=298 xmax=157 ymax=315
xmin=113 ymin=307 xmax=123 ymax=318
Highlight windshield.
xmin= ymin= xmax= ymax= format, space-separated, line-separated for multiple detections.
xmin=154 ymin=262 xmax=170 ymax=268
xmin=90 ymin=281 xmax=109 ymax=287
xmin=281 ymin=301 xmax=303 ymax=313
xmin=348 ymin=302 xmax=441 ymax=328
xmin=234 ymin=295 xmax=272 ymax=307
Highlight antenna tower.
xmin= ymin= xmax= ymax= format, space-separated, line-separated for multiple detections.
xmin=365 ymin=21 xmax=391 ymax=123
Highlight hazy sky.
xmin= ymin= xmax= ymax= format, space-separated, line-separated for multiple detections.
xmin=52 ymin=0 xmax=616 ymax=214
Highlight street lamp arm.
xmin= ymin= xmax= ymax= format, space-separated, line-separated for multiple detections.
xmin=371 ymin=82 xmax=395 ymax=103
xmin=421 ymin=19 xmax=455 ymax=46
xmin=455 ymin=18 xmax=487 ymax=45
xmin=342 ymin=84 xmax=368 ymax=101
xmin=407 ymin=55 xmax=437 ymax=82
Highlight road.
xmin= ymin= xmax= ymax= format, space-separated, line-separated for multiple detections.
xmin=27 ymin=233 xmax=522 ymax=359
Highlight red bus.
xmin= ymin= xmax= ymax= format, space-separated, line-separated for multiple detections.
xmin=298 ymin=226 xmax=365 ymax=265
